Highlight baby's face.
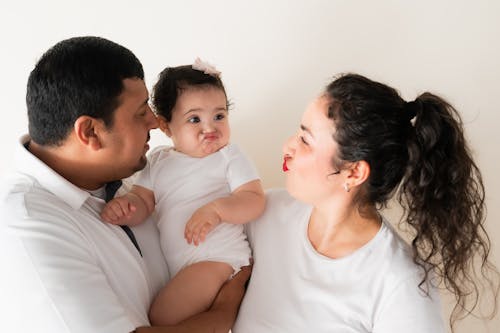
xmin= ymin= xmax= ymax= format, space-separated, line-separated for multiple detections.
xmin=162 ymin=87 xmax=230 ymax=158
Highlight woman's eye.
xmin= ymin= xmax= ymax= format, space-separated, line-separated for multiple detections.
xmin=188 ymin=116 xmax=200 ymax=123
xmin=300 ymin=136 xmax=309 ymax=145
xmin=214 ymin=113 xmax=225 ymax=121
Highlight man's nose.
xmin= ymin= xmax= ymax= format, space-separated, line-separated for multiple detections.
xmin=147 ymin=108 xmax=159 ymax=129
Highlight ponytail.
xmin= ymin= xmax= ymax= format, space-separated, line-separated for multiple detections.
xmin=399 ymin=93 xmax=499 ymax=329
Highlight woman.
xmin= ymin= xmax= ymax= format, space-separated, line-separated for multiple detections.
xmin=233 ymin=74 xmax=498 ymax=332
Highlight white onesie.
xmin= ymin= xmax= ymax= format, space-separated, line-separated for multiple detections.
xmin=136 ymin=143 xmax=256 ymax=276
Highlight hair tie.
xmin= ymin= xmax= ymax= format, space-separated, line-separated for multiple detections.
xmin=404 ymin=99 xmax=422 ymax=121
xmin=192 ymin=57 xmax=221 ymax=77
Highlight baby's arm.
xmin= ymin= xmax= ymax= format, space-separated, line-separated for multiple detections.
xmin=185 ymin=180 xmax=265 ymax=245
xmin=101 ymin=185 xmax=155 ymax=226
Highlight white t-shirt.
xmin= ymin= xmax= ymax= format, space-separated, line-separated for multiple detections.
xmin=233 ymin=189 xmax=445 ymax=333
xmin=136 ymin=143 xmax=257 ymax=276
xmin=0 ymin=136 xmax=169 ymax=333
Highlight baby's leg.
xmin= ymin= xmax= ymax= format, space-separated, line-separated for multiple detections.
xmin=149 ymin=261 xmax=234 ymax=326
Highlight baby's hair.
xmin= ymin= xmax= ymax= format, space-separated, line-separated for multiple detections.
xmin=152 ymin=64 xmax=228 ymax=121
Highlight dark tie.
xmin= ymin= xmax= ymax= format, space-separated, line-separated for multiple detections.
xmin=105 ymin=180 xmax=142 ymax=256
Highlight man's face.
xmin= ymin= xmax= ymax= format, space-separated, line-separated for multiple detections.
xmin=101 ymin=78 xmax=158 ymax=180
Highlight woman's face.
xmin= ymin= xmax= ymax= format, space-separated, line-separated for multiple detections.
xmin=282 ymin=95 xmax=342 ymax=204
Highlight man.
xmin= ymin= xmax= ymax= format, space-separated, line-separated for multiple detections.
xmin=0 ymin=36 xmax=249 ymax=333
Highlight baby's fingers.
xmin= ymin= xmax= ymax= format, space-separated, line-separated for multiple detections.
xmin=103 ymin=202 xmax=132 ymax=224
xmin=185 ymin=216 xmax=203 ymax=240
xmin=184 ymin=221 xmax=198 ymax=245
xmin=101 ymin=207 xmax=119 ymax=223
xmin=193 ymin=223 xmax=214 ymax=246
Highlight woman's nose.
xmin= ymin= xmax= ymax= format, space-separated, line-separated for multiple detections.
xmin=282 ymin=135 xmax=295 ymax=155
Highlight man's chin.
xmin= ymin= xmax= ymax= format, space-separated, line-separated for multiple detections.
xmin=133 ymin=156 xmax=148 ymax=173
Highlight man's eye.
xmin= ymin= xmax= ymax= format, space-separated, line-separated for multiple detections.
xmin=214 ymin=113 xmax=225 ymax=121
xmin=188 ymin=117 xmax=200 ymax=123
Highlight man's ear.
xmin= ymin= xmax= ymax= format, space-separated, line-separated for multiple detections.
xmin=74 ymin=116 xmax=104 ymax=150
xmin=345 ymin=160 xmax=370 ymax=189
xmin=158 ymin=116 xmax=172 ymax=137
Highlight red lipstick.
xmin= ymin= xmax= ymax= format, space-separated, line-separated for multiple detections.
xmin=282 ymin=157 xmax=289 ymax=172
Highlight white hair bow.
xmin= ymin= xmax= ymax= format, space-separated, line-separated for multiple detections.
xmin=192 ymin=57 xmax=221 ymax=77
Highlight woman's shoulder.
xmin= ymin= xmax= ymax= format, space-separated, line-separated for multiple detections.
xmin=245 ymin=189 xmax=310 ymax=241
xmin=265 ymin=188 xmax=301 ymax=205
xmin=375 ymin=220 xmax=424 ymax=280
xmin=261 ymin=188 xmax=311 ymax=220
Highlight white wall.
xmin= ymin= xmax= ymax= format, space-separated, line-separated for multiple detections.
xmin=1 ymin=1 xmax=499 ymax=331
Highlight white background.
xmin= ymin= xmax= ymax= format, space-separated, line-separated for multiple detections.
xmin=0 ymin=1 xmax=499 ymax=331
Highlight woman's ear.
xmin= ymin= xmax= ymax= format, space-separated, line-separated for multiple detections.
xmin=345 ymin=160 xmax=370 ymax=189
xmin=158 ymin=116 xmax=172 ymax=137
xmin=73 ymin=116 xmax=104 ymax=150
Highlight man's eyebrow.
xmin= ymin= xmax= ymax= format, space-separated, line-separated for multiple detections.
xmin=300 ymin=124 xmax=314 ymax=138
xmin=137 ymin=98 xmax=149 ymax=110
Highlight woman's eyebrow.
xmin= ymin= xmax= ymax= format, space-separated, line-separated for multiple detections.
xmin=300 ymin=124 xmax=314 ymax=139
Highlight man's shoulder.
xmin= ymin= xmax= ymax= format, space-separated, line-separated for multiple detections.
xmin=1 ymin=172 xmax=77 ymax=226
xmin=1 ymin=172 xmax=37 ymax=209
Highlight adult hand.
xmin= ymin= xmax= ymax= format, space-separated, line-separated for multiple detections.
xmin=134 ymin=265 xmax=252 ymax=333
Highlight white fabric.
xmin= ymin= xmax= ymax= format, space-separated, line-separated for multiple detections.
xmin=233 ymin=189 xmax=445 ymax=333
xmin=0 ymin=135 xmax=169 ymax=333
xmin=136 ymin=143 xmax=256 ymax=277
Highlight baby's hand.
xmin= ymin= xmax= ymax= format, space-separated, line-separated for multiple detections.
xmin=184 ymin=203 xmax=221 ymax=246
xmin=101 ymin=197 xmax=137 ymax=225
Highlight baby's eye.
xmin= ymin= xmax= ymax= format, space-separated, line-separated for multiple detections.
xmin=188 ymin=116 xmax=200 ymax=123
xmin=214 ymin=113 xmax=225 ymax=121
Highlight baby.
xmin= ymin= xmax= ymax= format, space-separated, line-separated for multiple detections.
xmin=101 ymin=59 xmax=265 ymax=325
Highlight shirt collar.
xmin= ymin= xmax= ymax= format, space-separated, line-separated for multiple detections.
xmin=14 ymin=135 xmax=92 ymax=210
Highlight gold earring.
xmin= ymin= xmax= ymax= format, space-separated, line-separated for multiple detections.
xmin=343 ymin=183 xmax=350 ymax=192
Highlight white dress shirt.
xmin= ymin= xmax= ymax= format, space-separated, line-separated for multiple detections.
xmin=0 ymin=135 xmax=169 ymax=333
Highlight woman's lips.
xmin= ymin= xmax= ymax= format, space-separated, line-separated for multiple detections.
xmin=283 ymin=158 xmax=289 ymax=172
